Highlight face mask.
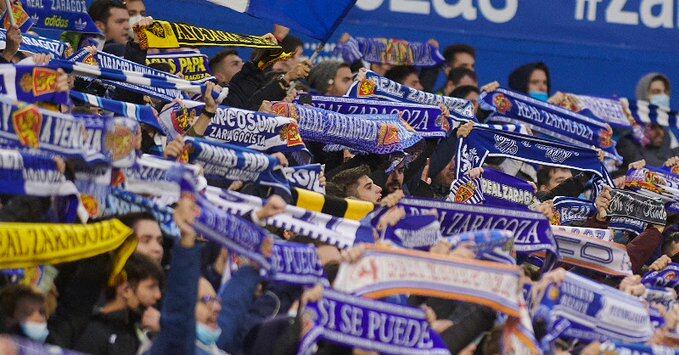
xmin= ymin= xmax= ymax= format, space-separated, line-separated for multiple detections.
xmin=128 ymin=15 xmax=144 ymax=40
xmin=20 ymin=321 xmax=49 ymax=343
xmin=650 ymin=94 xmax=670 ymax=109
xmin=196 ymin=323 xmax=221 ymax=345
xmin=529 ymin=91 xmax=549 ymax=102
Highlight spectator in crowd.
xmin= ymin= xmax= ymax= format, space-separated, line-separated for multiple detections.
xmin=89 ymin=0 xmax=130 ymax=46
xmin=449 ymin=85 xmax=480 ymax=114
xmin=208 ymin=50 xmax=244 ymax=86
xmin=126 ymin=0 xmax=146 ymax=17
xmin=307 ymin=61 xmax=353 ymax=96
xmin=385 ymin=65 xmax=424 ymax=91
xmin=442 ymin=67 xmax=478 ymax=96
xmin=508 ymin=62 xmax=551 ymax=101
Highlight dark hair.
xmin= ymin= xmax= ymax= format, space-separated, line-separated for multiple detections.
xmin=280 ymin=35 xmax=302 ymax=54
xmin=384 ymin=66 xmax=418 ymax=85
xmin=447 ymin=67 xmax=477 ymax=86
xmin=651 ymin=74 xmax=672 ymax=95
xmin=329 ymin=165 xmax=371 ymax=198
xmin=536 ymin=166 xmax=566 ymax=189
xmin=117 ymin=212 xmax=157 ymax=230
xmin=508 ymin=62 xmax=551 ymax=95
xmin=208 ymin=49 xmax=239 ymax=73
xmin=0 ymin=285 xmax=44 ymax=324
xmin=443 ymin=44 xmax=476 ymax=66
xmin=105 ymin=252 xmax=164 ymax=301
xmin=662 ymin=231 xmax=679 ymax=255
xmin=147 ymin=61 xmax=173 ymax=74
xmin=88 ymin=0 xmax=126 ymax=23
xmin=449 ymin=85 xmax=479 ymax=99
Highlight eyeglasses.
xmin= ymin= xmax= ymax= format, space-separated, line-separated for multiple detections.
xmin=199 ymin=295 xmax=222 ymax=305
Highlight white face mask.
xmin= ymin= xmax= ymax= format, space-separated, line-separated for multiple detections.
xmin=21 ymin=321 xmax=49 ymax=343
xmin=650 ymin=93 xmax=671 ymax=109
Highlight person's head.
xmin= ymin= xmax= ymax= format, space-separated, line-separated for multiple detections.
xmin=0 ymin=285 xmax=48 ymax=342
xmin=450 ymin=85 xmax=480 ymax=115
xmin=444 ymin=67 xmax=478 ymax=96
xmin=662 ymin=230 xmax=679 ymax=261
xmin=126 ymin=0 xmax=145 ymax=17
xmin=636 ymin=73 xmax=671 ymax=108
xmin=384 ymin=163 xmax=405 ymax=195
xmin=111 ymin=253 xmax=164 ymax=311
xmin=508 ymin=62 xmax=551 ymax=100
xmin=195 ymin=278 xmax=222 ymax=345
xmin=308 ymin=61 xmax=353 ymax=97
xmin=272 ymin=35 xmax=304 ymax=73
xmin=536 ymin=167 xmax=572 ymax=193
xmin=385 ymin=66 xmax=423 ymax=91
xmin=88 ymin=0 xmax=130 ymax=45
xmin=119 ymin=212 xmax=163 ymax=264
xmin=433 ymin=159 xmax=456 ymax=189
xmin=209 ymin=49 xmax=244 ymax=85
xmin=370 ymin=63 xmax=392 ymax=76
xmin=645 ymin=124 xmax=667 ymax=148
xmin=443 ymin=44 xmax=476 ymax=74
xmin=330 ymin=165 xmax=382 ymax=203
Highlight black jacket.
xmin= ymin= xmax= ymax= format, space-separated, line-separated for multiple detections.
xmin=224 ymin=62 xmax=288 ymax=111
xmin=71 ymin=308 xmax=141 ymax=355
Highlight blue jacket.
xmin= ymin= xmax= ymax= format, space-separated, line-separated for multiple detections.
xmin=149 ymin=244 xmax=202 ymax=355
xmin=215 ymin=266 xmax=261 ymax=353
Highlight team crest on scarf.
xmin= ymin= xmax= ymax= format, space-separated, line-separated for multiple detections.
xmin=435 ymin=114 xmax=451 ymax=132
xmin=272 ymin=101 xmax=298 ymax=119
xmin=377 ymin=124 xmax=400 ymax=146
xmin=493 ymin=93 xmax=512 ymax=115
xmin=598 ymin=125 xmax=614 ymax=149
xmin=357 ymin=79 xmax=377 ymax=97
xmin=111 ymin=169 xmax=126 ymax=187
xmin=383 ymin=39 xmax=415 ymax=64
xmin=673 ymin=165 xmax=679 ymax=175
xmin=626 ymin=170 xmax=664 ymax=193
xmin=3 ymin=1 xmax=29 ymax=29
xmin=550 ymin=208 xmax=561 ymax=226
xmin=81 ymin=52 xmax=99 ymax=67
xmin=171 ymin=106 xmax=196 ymax=135
xmin=280 ymin=121 xmax=303 ymax=147
xmin=177 ymin=143 xmax=194 ymax=164
xmin=80 ymin=194 xmax=100 ymax=217
xmin=20 ymin=67 xmax=58 ymax=97
xmin=104 ymin=124 xmax=135 ymax=161
xmin=557 ymin=93 xmax=583 ymax=113
xmin=12 ymin=105 xmax=42 ymax=148
xmin=146 ymin=22 xmax=167 ymax=38
xmin=454 ymin=181 xmax=477 ymax=203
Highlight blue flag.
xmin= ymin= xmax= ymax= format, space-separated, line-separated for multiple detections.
xmin=206 ymin=0 xmax=356 ymax=41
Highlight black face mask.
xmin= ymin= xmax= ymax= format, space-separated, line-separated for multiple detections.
xmin=671 ymin=253 xmax=679 ymax=264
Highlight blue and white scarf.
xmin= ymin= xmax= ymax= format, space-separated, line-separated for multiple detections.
xmin=552 ymin=197 xmax=596 ymax=226
xmin=73 ymin=165 xmax=111 ymax=218
xmin=299 ymin=288 xmax=450 ymax=355
xmin=0 ymin=95 xmax=90 ymax=161
xmin=78 ymin=114 xmax=139 ymax=168
xmin=558 ymin=94 xmax=631 ymax=129
xmin=184 ymin=136 xmax=290 ymax=194
xmin=270 ymin=240 xmax=328 ymax=286
xmin=70 ymin=90 xmax=161 ymax=131
xmin=628 ymin=100 xmax=679 ymax=147
xmin=347 ymin=68 xmax=475 ymax=118
xmin=600 ymin=342 xmax=679 ymax=355
xmin=21 ymin=0 xmax=101 ymax=34
xmin=0 ymin=65 xmax=69 ymax=105
xmin=609 ymin=216 xmax=648 ymax=236
xmin=159 ymin=100 xmax=309 ymax=158
xmin=642 ymin=263 xmax=679 ymax=291
xmin=0 ymin=148 xmax=78 ymax=196
xmin=481 ymin=88 xmax=620 ymax=161
xmin=448 ymin=168 xmax=536 ymax=208
xmin=550 ymin=227 xmax=632 ymax=276
xmin=381 ymin=214 xmax=442 ymax=250
xmin=299 ymin=94 xmax=450 ymax=138
xmin=0 ymin=28 xmax=71 ymax=58
xmin=551 ymin=225 xmax=612 ymax=241
xmin=445 ymin=229 xmax=516 ymax=265
xmin=534 ymin=271 xmax=653 ymax=347
xmin=122 ymin=154 xmax=202 ymax=201
xmin=271 ymin=101 xmax=421 ymax=155
xmin=103 ymin=188 xmax=180 ymax=239
xmin=334 ymin=36 xmax=445 ymax=67
xmin=145 ymin=51 xmax=214 ymax=82
xmin=644 ymin=287 xmax=677 ymax=309
xmin=204 ymin=186 xmax=374 ymax=249
xmin=282 ymin=164 xmax=325 ymax=193
xmin=455 ymin=126 xmax=614 ymax=185
xmin=391 ymin=197 xmax=558 ymax=268
xmin=626 ymin=166 xmax=679 ymax=203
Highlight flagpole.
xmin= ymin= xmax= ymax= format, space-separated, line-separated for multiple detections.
xmin=4 ymin=0 xmax=15 ymax=27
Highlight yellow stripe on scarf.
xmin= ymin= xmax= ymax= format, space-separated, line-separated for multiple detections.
xmin=293 ymin=188 xmax=375 ymax=221
xmin=135 ymin=20 xmax=282 ymax=50
xmin=0 ymin=219 xmax=137 ymax=285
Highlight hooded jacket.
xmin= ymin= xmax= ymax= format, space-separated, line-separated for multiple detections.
xmin=635 ymin=72 xmax=671 ymax=101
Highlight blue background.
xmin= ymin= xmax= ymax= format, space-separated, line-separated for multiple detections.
xmin=80 ymin=0 xmax=679 ymax=104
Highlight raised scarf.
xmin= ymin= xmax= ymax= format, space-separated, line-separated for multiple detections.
xmin=334 ymin=36 xmax=445 ymax=67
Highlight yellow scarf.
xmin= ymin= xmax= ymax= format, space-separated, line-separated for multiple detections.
xmin=135 ymin=20 xmax=281 ymax=50
xmin=0 ymin=219 xmax=137 ymax=285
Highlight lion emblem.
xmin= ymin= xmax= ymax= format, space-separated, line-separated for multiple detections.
xmin=12 ymin=105 xmax=42 ymax=148
xmin=493 ymin=93 xmax=512 ymax=115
